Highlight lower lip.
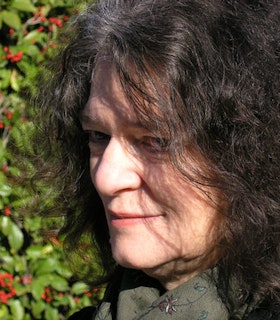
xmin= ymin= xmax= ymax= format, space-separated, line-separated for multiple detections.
xmin=109 ymin=216 xmax=161 ymax=228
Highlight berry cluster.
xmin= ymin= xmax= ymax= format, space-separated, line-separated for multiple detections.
xmin=2 ymin=47 xmax=23 ymax=63
xmin=0 ymin=273 xmax=16 ymax=304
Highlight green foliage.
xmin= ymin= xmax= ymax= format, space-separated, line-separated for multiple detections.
xmin=0 ymin=0 xmax=104 ymax=319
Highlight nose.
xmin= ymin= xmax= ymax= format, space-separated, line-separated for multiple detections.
xmin=91 ymin=138 xmax=142 ymax=196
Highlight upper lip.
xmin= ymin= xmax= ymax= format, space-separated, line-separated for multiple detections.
xmin=107 ymin=210 xmax=161 ymax=219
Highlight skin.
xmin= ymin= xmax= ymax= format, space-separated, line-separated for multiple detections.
xmin=81 ymin=63 xmax=221 ymax=290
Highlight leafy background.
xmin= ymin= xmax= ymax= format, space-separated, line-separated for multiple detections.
xmin=0 ymin=1 xmax=104 ymax=319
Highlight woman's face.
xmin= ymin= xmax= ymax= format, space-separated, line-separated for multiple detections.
xmin=81 ymin=63 xmax=221 ymax=289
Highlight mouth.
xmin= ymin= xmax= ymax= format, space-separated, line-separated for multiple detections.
xmin=107 ymin=211 xmax=163 ymax=227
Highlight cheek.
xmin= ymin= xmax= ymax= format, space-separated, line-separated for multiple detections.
xmin=165 ymin=178 xmax=220 ymax=238
xmin=89 ymin=157 xmax=100 ymax=185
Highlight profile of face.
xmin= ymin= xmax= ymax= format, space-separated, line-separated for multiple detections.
xmin=81 ymin=63 xmax=221 ymax=289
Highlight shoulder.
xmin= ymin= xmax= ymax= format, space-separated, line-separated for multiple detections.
xmin=67 ymin=267 xmax=125 ymax=320
xmin=68 ymin=306 xmax=96 ymax=320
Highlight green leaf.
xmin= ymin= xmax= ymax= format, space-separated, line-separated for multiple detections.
xmin=0 ymin=304 xmax=9 ymax=319
xmin=71 ymin=282 xmax=89 ymax=295
xmin=34 ymin=258 xmax=57 ymax=275
xmin=31 ymin=276 xmax=49 ymax=300
xmin=13 ymin=281 xmax=29 ymax=296
xmin=11 ymin=69 xmax=21 ymax=92
xmin=40 ymin=4 xmax=51 ymax=17
xmin=0 ymin=184 xmax=11 ymax=197
xmin=0 ymin=69 xmax=12 ymax=90
xmin=49 ymin=274 xmax=69 ymax=292
xmin=0 ymin=216 xmax=12 ymax=236
xmin=13 ymin=254 xmax=27 ymax=273
xmin=0 ymin=253 xmax=15 ymax=274
xmin=26 ymin=245 xmax=45 ymax=259
xmin=23 ymin=31 xmax=48 ymax=46
xmin=8 ymin=299 xmax=24 ymax=320
xmin=1 ymin=10 xmax=21 ymax=30
xmin=31 ymin=300 xmax=45 ymax=318
xmin=24 ymin=216 xmax=42 ymax=232
xmin=8 ymin=221 xmax=24 ymax=251
xmin=0 ymin=144 xmax=7 ymax=162
xmin=11 ymin=0 xmax=37 ymax=12
xmin=0 ymin=172 xmax=12 ymax=197
xmin=45 ymin=304 xmax=59 ymax=320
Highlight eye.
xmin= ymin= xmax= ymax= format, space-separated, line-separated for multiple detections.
xmin=86 ymin=131 xmax=110 ymax=145
xmin=84 ymin=131 xmax=110 ymax=156
xmin=140 ymin=136 xmax=169 ymax=153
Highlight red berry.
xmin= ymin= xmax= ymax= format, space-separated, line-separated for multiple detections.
xmin=4 ymin=207 xmax=11 ymax=216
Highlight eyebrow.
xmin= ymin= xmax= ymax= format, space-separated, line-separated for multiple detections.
xmin=79 ymin=112 xmax=99 ymax=125
xmin=79 ymin=111 xmax=147 ymax=131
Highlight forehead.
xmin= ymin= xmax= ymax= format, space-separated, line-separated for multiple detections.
xmin=90 ymin=62 xmax=123 ymax=103
xmin=83 ymin=60 xmax=174 ymax=137
xmin=82 ymin=62 xmax=140 ymax=126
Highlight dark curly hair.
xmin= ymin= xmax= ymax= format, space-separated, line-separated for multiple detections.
xmin=34 ymin=0 xmax=279 ymax=315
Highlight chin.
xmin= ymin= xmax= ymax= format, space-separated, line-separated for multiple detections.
xmin=113 ymin=254 xmax=148 ymax=270
xmin=112 ymin=249 xmax=161 ymax=271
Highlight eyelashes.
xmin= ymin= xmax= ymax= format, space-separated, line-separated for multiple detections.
xmin=88 ymin=131 xmax=110 ymax=144
xmin=138 ymin=136 xmax=169 ymax=153
xmin=84 ymin=130 xmax=169 ymax=158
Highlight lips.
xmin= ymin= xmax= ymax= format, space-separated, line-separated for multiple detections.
xmin=107 ymin=210 xmax=163 ymax=227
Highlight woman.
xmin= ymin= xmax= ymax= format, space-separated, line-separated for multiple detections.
xmin=35 ymin=0 xmax=279 ymax=319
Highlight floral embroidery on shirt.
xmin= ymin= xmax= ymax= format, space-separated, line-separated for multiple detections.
xmin=150 ymin=282 xmax=210 ymax=316
xmin=194 ymin=283 xmax=207 ymax=292
xmin=198 ymin=310 xmax=209 ymax=319
xmin=156 ymin=295 xmax=178 ymax=314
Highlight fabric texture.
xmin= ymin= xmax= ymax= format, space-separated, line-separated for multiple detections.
xmin=68 ymin=268 xmax=279 ymax=320
xmin=95 ymin=268 xmax=229 ymax=320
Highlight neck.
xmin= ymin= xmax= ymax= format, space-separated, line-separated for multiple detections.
xmin=143 ymin=250 xmax=220 ymax=290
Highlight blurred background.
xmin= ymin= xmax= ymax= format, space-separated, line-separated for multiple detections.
xmin=0 ymin=1 xmax=104 ymax=319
